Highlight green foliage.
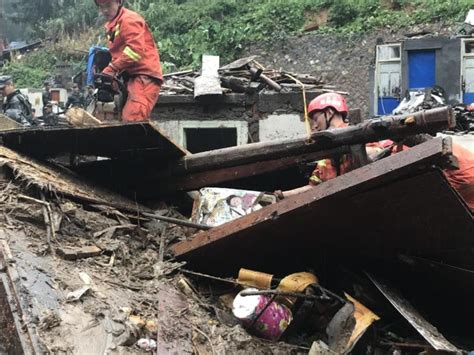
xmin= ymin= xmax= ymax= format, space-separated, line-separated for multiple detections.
xmin=1 ymin=32 xmax=95 ymax=88
xmin=125 ymin=0 xmax=319 ymax=68
xmin=6 ymin=0 xmax=473 ymax=82
xmin=2 ymin=53 xmax=53 ymax=88
xmin=324 ymin=0 xmax=471 ymax=33
xmin=13 ymin=0 xmax=99 ymax=38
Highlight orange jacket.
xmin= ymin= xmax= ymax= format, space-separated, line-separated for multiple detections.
xmin=309 ymin=137 xmax=474 ymax=211
xmin=443 ymin=144 xmax=474 ymax=211
xmin=104 ymin=7 xmax=163 ymax=82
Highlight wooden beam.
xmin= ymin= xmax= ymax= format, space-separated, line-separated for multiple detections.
xmin=150 ymin=146 xmax=351 ymax=193
xmin=159 ymin=107 xmax=455 ymax=177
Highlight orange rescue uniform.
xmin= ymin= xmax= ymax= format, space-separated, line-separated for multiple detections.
xmin=103 ymin=7 xmax=163 ymax=122
xmin=309 ymin=123 xmax=474 ymax=211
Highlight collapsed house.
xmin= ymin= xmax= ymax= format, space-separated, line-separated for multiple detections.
xmin=153 ymin=55 xmax=346 ymax=151
xmin=0 ymin=55 xmax=473 ymax=354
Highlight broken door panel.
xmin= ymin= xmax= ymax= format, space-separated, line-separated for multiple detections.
xmin=462 ymin=57 xmax=474 ymax=104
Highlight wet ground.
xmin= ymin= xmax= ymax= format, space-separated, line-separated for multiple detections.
xmin=0 ymin=279 xmax=23 ymax=355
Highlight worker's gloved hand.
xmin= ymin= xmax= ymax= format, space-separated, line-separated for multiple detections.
xmin=102 ymin=64 xmax=118 ymax=77
xmin=274 ymin=190 xmax=284 ymax=201
xmin=94 ymin=73 xmax=120 ymax=95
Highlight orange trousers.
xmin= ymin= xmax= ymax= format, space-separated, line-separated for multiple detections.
xmin=122 ymin=75 xmax=161 ymax=122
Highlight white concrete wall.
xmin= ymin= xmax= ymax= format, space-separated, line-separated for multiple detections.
xmin=258 ymin=113 xmax=306 ymax=142
xmin=156 ymin=120 xmax=249 ymax=149
xmin=20 ymin=88 xmax=67 ymax=117
xmin=21 ymin=91 xmax=42 ymax=117
xmin=439 ymin=133 xmax=474 ymax=153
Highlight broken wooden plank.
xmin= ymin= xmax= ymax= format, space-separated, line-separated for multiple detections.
xmin=220 ymin=56 xmax=258 ymax=71
xmin=66 ymin=107 xmax=102 ymax=127
xmin=367 ymin=274 xmax=459 ymax=352
xmin=0 ymin=114 xmax=22 ymax=131
xmin=161 ymin=107 xmax=455 ymax=176
xmin=171 ymin=138 xmax=473 ymax=274
xmin=56 ymin=246 xmax=102 ymax=261
xmin=194 ymin=55 xmax=223 ymax=98
xmin=0 ymin=121 xmax=188 ymax=160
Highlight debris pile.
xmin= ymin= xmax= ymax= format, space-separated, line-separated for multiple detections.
xmin=0 ymin=147 xmax=304 ymax=354
xmin=0 ymin=102 xmax=472 ymax=354
xmin=161 ymin=56 xmax=341 ymax=96
xmin=393 ymin=86 xmax=474 ymax=133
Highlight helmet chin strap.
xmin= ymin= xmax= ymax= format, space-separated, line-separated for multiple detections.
xmin=111 ymin=1 xmax=123 ymax=20
xmin=324 ymin=110 xmax=336 ymax=129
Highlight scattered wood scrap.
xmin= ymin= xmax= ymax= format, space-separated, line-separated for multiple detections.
xmin=66 ymin=107 xmax=102 ymax=127
xmin=162 ymin=56 xmax=335 ymax=95
xmin=56 ymin=246 xmax=102 ymax=261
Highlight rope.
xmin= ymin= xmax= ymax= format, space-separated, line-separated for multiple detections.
xmin=285 ymin=74 xmax=311 ymax=137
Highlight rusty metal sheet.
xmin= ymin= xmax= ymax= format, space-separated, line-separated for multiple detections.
xmin=367 ymin=274 xmax=459 ymax=352
xmin=0 ymin=121 xmax=188 ymax=160
xmin=171 ymin=138 xmax=473 ymax=275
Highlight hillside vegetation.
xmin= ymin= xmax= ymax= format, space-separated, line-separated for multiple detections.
xmin=3 ymin=0 xmax=472 ymax=87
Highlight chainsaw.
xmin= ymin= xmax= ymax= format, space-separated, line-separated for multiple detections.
xmin=86 ymin=46 xmax=128 ymax=114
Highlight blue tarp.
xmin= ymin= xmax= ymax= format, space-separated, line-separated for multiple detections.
xmin=86 ymin=46 xmax=110 ymax=86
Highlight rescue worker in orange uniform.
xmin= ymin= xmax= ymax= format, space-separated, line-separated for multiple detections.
xmin=280 ymin=93 xmax=474 ymax=212
xmin=95 ymin=0 xmax=163 ymax=122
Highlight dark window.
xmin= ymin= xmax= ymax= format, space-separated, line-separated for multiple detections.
xmin=465 ymin=41 xmax=474 ymax=54
xmin=185 ymin=128 xmax=237 ymax=153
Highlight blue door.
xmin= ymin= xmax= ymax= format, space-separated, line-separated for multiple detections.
xmin=408 ymin=50 xmax=436 ymax=89
xmin=463 ymin=57 xmax=474 ymax=105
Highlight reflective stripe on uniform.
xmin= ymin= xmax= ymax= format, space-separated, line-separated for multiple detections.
xmin=114 ymin=24 xmax=120 ymax=37
xmin=123 ymin=46 xmax=141 ymax=62
xmin=317 ymin=160 xmax=327 ymax=168
xmin=309 ymin=174 xmax=322 ymax=184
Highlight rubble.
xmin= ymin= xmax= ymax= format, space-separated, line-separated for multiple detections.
xmin=0 ymin=68 xmax=472 ymax=354
xmin=161 ymin=56 xmax=339 ymax=97
xmin=0 ymin=146 xmax=307 ymax=354
xmin=393 ymin=86 xmax=474 ymax=133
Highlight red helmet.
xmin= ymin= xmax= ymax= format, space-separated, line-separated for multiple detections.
xmin=308 ymin=93 xmax=348 ymax=118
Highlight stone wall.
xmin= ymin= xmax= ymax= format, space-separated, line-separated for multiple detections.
xmin=245 ymin=23 xmax=457 ymax=117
